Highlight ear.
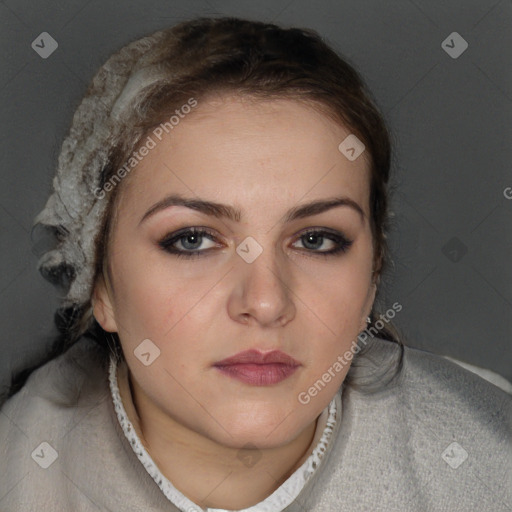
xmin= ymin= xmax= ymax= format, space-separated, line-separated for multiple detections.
xmin=359 ymin=281 xmax=377 ymax=332
xmin=92 ymin=274 xmax=118 ymax=332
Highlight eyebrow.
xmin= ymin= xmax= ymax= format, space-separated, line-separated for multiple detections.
xmin=139 ymin=193 xmax=366 ymax=226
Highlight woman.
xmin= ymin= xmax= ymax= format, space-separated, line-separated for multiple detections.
xmin=0 ymin=16 xmax=510 ymax=511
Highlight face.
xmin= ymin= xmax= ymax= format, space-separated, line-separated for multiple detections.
xmin=94 ymin=94 xmax=376 ymax=450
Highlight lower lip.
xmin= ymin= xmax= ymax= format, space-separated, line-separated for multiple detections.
xmin=214 ymin=363 xmax=299 ymax=386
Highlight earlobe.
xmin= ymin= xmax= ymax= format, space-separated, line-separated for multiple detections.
xmin=92 ymin=276 xmax=118 ymax=332
xmin=368 ymin=279 xmax=377 ymax=306
xmin=360 ymin=281 xmax=377 ymax=332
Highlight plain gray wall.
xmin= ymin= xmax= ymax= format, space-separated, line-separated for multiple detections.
xmin=1 ymin=0 xmax=511 ymax=388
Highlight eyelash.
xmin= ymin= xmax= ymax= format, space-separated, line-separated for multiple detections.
xmin=158 ymin=227 xmax=353 ymax=259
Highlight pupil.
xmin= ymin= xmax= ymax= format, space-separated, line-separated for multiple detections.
xmin=182 ymin=233 xmax=202 ymax=250
xmin=303 ymin=233 xmax=322 ymax=249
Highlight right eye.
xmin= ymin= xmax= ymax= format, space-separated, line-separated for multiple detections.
xmin=158 ymin=227 xmax=222 ymax=259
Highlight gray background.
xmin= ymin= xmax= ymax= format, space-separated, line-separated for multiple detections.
xmin=0 ymin=0 xmax=511 ymax=386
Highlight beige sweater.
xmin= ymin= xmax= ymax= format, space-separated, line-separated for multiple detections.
xmin=0 ymin=336 xmax=511 ymax=511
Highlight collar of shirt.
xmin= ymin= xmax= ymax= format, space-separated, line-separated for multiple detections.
xmin=108 ymin=354 xmax=342 ymax=512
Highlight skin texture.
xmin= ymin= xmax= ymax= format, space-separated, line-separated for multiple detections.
xmin=93 ymin=94 xmax=376 ymax=509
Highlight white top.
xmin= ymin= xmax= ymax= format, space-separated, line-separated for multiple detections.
xmin=108 ymin=355 xmax=341 ymax=512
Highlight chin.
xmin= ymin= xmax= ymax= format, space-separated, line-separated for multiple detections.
xmin=212 ymin=430 xmax=300 ymax=452
xmin=203 ymin=409 xmax=311 ymax=450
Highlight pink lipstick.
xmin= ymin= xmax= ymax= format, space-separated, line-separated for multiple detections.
xmin=213 ymin=349 xmax=300 ymax=386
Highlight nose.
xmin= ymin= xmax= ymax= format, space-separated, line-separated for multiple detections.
xmin=227 ymin=244 xmax=296 ymax=328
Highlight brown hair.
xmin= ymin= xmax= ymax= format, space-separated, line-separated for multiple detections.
xmin=2 ymin=16 xmax=404 ymax=406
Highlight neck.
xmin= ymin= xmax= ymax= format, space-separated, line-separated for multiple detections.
xmin=124 ymin=369 xmax=320 ymax=510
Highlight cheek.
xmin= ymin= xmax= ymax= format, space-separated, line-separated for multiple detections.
xmin=292 ymin=253 xmax=373 ymax=385
xmin=108 ymin=244 xmax=225 ymax=346
xmin=295 ymin=269 xmax=371 ymax=410
xmin=292 ymin=249 xmax=373 ymax=332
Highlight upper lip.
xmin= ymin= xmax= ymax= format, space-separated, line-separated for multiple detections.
xmin=213 ymin=349 xmax=300 ymax=367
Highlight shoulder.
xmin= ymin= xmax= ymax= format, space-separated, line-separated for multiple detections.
xmin=0 ymin=337 xmax=110 ymax=418
xmin=317 ymin=337 xmax=512 ymax=511
xmin=400 ymin=339 xmax=511 ymax=429
xmin=0 ymin=339 xmax=174 ymax=510
xmin=0 ymin=336 xmax=111 ymax=442
xmin=0 ymin=338 xmax=112 ymax=507
xmin=353 ymin=337 xmax=512 ymax=450
xmin=350 ymin=336 xmax=511 ymax=420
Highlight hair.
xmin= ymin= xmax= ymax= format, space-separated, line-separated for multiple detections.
xmin=1 ymin=16 xmax=405 ymax=409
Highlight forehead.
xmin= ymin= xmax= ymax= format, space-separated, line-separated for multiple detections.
xmin=117 ymin=94 xmax=372 ymax=218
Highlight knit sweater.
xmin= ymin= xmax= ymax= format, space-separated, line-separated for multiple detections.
xmin=0 ymin=336 xmax=511 ymax=511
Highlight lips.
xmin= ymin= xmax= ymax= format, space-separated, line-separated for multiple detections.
xmin=213 ymin=349 xmax=301 ymax=386
xmin=214 ymin=349 xmax=300 ymax=366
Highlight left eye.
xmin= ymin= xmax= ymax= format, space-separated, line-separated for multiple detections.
xmin=293 ymin=231 xmax=336 ymax=251
xmin=291 ymin=229 xmax=352 ymax=255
